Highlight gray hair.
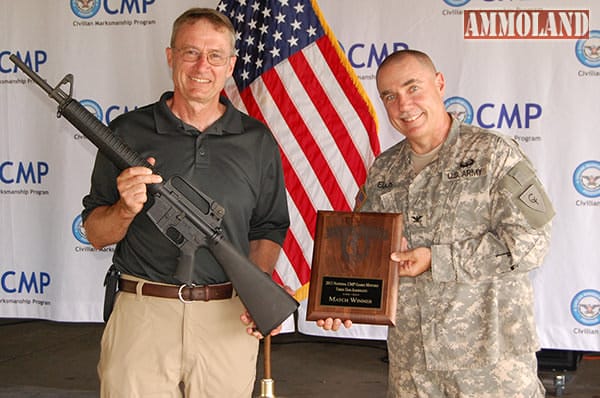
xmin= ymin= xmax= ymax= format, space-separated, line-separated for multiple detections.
xmin=170 ymin=8 xmax=236 ymax=52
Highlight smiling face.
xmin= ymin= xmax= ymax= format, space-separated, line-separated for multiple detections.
xmin=376 ymin=52 xmax=450 ymax=152
xmin=166 ymin=19 xmax=236 ymax=108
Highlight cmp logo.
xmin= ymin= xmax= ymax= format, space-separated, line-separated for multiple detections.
xmin=1 ymin=271 xmax=51 ymax=294
xmin=71 ymin=0 xmax=101 ymax=19
xmin=0 ymin=50 xmax=48 ymax=74
xmin=575 ymin=30 xmax=600 ymax=68
xmin=444 ymin=96 xmax=474 ymax=124
xmin=339 ymin=41 xmax=409 ymax=69
xmin=70 ymin=0 xmax=156 ymax=19
xmin=572 ymin=161 xmax=600 ymax=198
xmin=72 ymin=214 xmax=90 ymax=245
xmin=571 ymin=289 xmax=600 ymax=327
xmin=80 ymin=99 xmax=103 ymax=121
xmin=443 ymin=0 xmax=470 ymax=6
xmin=443 ymin=96 xmax=542 ymax=129
xmin=79 ymin=99 xmax=138 ymax=125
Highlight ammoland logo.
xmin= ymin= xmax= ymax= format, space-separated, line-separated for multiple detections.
xmin=464 ymin=9 xmax=589 ymax=39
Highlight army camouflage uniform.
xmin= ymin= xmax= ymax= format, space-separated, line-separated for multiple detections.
xmin=358 ymin=117 xmax=554 ymax=397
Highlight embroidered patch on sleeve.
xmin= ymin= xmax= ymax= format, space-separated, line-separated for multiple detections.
xmin=519 ymin=184 xmax=547 ymax=213
xmin=499 ymin=160 xmax=555 ymax=228
xmin=354 ymin=185 xmax=367 ymax=211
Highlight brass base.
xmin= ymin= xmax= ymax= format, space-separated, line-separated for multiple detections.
xmin=258 ymin=378 xmax=275 ymax=397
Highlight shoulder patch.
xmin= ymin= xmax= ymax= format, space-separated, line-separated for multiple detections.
xmin=519 ymin=184 xmax=547 ymax=213
xmin=499 ymin=160 xmax=555 ymax=228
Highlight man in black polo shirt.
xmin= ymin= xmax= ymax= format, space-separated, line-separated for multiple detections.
xmin=81 ymin=8 xmax=290 ymax=397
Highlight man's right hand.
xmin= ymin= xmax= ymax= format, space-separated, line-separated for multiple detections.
xmin=83 ymin=157 xmax=162 ymax=249
xmin=116 ymin=157 xmax=162 ymax=217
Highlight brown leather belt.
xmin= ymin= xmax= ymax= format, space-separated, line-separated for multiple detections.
xmin=118 ymin=279 xmax=233 ymax=302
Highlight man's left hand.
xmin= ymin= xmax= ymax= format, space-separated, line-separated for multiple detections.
xmin=391 ymin=247 xmax=432 ymax=277
xmin=241 ymin=284 xmax=295 ymax=339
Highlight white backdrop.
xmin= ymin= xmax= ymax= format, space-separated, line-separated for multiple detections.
xmin=1 ymin=0 xmax=598 ymax=352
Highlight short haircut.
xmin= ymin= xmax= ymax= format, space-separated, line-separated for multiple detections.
xmin=376 ymin=49 xmax=437 ymax=79
xmin=170 ymin=8 xmax=236 ymax=52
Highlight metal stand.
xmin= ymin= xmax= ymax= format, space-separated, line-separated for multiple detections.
xmin=258 ymin=335 xmax=277 ymax=397
xmin=553 ymin=374 xmax=566 ymax=397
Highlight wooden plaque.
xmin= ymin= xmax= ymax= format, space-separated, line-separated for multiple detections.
xmin=306 ymin=211 xmax=403 ymax=326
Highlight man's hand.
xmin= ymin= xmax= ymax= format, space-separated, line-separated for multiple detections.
xmin=315 ymin=318 xmax=352 ymax=331
xmin=242 ymin=284 xmax=295 ymax=339
xmin=391 ymin=246 xmax=432 ymax=277
xmin=241 ymin=310 xmax=284 ymax=339
xmin=115 ymin=157 xmax=162 ymax=218
xmin=83 ymin=157 xmax=162 ymax=249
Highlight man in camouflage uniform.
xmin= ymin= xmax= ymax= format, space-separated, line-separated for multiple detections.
xmin=319 ymin=50 xmax=554 ymax=397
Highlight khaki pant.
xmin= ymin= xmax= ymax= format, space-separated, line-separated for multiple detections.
xmin=98 ymin=276 xmax=259 ymax=397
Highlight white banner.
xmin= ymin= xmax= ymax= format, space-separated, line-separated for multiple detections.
xmin=1 ymin=0 xmax=598 ymax=351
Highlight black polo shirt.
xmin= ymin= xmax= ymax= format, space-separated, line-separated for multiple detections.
xmin=82 ymin=92 xmax=290 ymax=285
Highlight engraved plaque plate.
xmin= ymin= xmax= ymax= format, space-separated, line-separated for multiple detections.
xmin=306 ymin=211 xmax=403 ymax=326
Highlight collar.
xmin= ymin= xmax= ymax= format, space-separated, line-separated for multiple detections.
xmin=444 ymin=115 xmax=461 ymax=147
xmin=154 ymin=92 xmax=243 ymax=136
xmin=424 ymin=115 xmax=461 ymax=172
xmin=396 ymin=114 xmax=461 ymax=176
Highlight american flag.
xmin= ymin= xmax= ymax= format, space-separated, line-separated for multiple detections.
xmin=218 ymin=0 xmax=380 ymax=303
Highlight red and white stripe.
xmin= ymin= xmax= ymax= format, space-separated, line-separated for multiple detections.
xmin=224 ymin=23 xmax=379 ymax=297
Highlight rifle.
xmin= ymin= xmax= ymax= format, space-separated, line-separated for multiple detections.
xmin=10 ymin=54 xmax=298 ymax=335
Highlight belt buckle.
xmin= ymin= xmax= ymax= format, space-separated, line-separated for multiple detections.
xmin=178 ymin=283 xmax=196 ymax=304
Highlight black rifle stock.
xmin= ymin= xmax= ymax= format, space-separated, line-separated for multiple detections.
xmin=11 ymin=54 xmax=298 ymax=335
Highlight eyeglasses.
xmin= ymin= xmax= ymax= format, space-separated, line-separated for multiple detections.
xmin=171 ymin=47 xmax=232 ymax=66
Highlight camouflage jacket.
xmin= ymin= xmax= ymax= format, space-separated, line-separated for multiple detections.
xmin=359 ymin=117 xmax=554 ymax=370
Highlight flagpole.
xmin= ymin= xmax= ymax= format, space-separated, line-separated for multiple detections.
xmin=258 ymin=335 xmax=276 ymax=397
